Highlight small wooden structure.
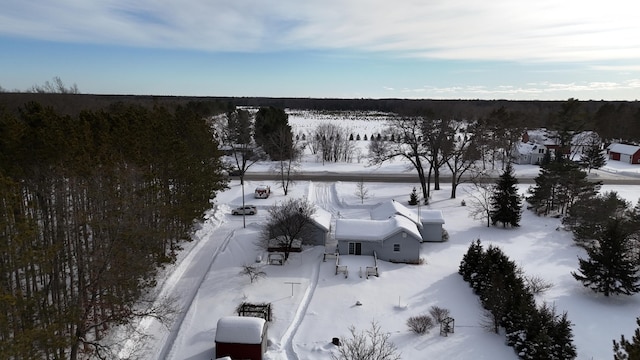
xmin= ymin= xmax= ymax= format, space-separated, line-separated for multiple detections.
xmin=237 ymin=302 xmax=272 ymax=322
xmin=440 ymin=317 xmax=455 ymax=337
xmin=335 ymin=254 xmax=348 ymax=278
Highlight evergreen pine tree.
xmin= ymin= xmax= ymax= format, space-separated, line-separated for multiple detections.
xmin=549 ymin=312 xmax=577 ymax=359
xmin=458 ymin=239 xmax=484 ymax=284
xmin=614 ymin=317 xmax=640 ymax=360
xmin=579 ymin=139 xmax=606 ymax=173
xmin=572 ymin=218 xmax=640 ymax=296
xmin=408 ymin=187 xmax=418 ymax=205
xmin=527 ymin=158 xmax=600 ymax=216
xmin=490 ymin=162 xmax=522 ymax=227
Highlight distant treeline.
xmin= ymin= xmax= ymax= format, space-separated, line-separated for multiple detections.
xmin=1 ymin=93 xmax=639 ymax=141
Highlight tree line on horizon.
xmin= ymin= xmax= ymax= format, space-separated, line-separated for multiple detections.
xmin=2 ymin=91 xmax=640 ymax=142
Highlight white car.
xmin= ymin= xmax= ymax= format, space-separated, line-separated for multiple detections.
xmin=232 ymin=205 xmax=257 ymax=215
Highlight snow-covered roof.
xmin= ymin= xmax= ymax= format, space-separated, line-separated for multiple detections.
xmin=335 ymin=215 xmax=422 ymax=242
xmin=525 ymin=129 xmax=556 ymax=145
xmin=515 ymin=141 xmax=543 ymax=155
xmin=608 ymin=143 xmax=640 ymax=155
xmin=215 ymin=316 xmax=266 ymax=344
xmin=311 ymin=206 xmax=332 ymax=231
xmin=420 ymin=209 xmax=445 ymax=224
xmin=370 ymin=199 xmax=421 ymax=227
xmin=370 ymin=200 xmax=444 ymax=225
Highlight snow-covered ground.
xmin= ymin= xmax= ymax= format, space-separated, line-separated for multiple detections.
xmin=118 ymin=154 xmax=640 ymax=360
xmin=117 ymin=110 xmax=640 ymax=360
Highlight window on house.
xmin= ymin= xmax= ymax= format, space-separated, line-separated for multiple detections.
xmin=393 ymin=243 xmax=400 ymax=252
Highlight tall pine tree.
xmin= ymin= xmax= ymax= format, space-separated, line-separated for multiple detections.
xmin=490 ymin=162 xmax=522 ymax=227
xmin=572 ymin=218 xmax=640 ymax=296
xmin=579 ymin=139 xmax=606 ymax=173
xmin=614 ymin=317 xmax=640 ymax=360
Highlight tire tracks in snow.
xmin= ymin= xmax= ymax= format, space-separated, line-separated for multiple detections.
xmin=280 ymin=250 xmax=322 ymax=360
xmin=155 ymin=228 xmax=236 ymax=360
xmin=277 ymin=182 xmax=341 ymax=360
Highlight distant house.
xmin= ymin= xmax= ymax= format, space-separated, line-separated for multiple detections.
xmin=306 ymin=206 xmax=332 ymax=246
xmin=512 ymin=142 xmax=547 ymax=165
xmin=608 ymin=143 xmax=640 ymax=164
xmin=215 ymin=316 xmax=268 ymax=360
xmin=516 ymin=129 xmax=600 ymax=163
xmin=370 ymin=200 xmax=445 ymax=242
xmin=335 ymin=215 xmax=422 ymax=263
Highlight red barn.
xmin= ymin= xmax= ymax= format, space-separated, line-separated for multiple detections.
xmin=608 ymin=143 xmax=640 ymax=164
xmin=215 ymin=316 xmax=268 ymax=360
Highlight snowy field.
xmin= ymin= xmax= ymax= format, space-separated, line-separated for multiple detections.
xmin=120 ymin=111 xmax=640 ymax=360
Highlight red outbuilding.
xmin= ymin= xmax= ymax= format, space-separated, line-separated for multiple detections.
xmin=215 ymin=316 xmax=268 ymax=360
xmin=608 ymin=143 xmax=640 ymax=164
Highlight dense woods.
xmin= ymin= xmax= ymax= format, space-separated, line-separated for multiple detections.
xmin=0 ymin=100 xmax=228 ymax=358
xmin=2 ymin=94 xmax=640 ymax=142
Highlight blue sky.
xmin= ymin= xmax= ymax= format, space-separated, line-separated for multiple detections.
xmin=2 ymin=0 xmax=640 ymax=100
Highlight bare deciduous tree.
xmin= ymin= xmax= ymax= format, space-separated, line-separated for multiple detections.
xmin=260 ymin=198 xmax=316 ymax=262
xmin=445 ymin=123 xmax=481 ymax=198
xmin=269 ymin=126 xmax=302 ymax=195
xmin=331 ymin=321 xmax=401 ymax=360
xmin=465 ymin=172 xmax=494 ymax=227
xmin=368 ymin=116 xmax=431 ymax=204
xmin=29 ymin=76 xmax=79 ymax=94
xmin=240 ymin=264 xmax=267 ymax=283
xmin=354 ymin=178 xmax=371 ymax=204
xmin=310 ymin=123 xmax=356 ymax=164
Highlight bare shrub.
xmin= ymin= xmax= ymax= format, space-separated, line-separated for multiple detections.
xmin=406 ymin=314 xmax=435 ymax=334
xmin=428 ymin=306 xmax=451 ymax=324
xmin=240 ymin=264 xmax=266 ymax=283
xmin=525 ymin=275 xmax=554 ymax=294
xmin=332 ymin=321 xmax=401 ymax=360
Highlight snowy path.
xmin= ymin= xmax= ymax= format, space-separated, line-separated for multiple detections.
xmin=279 ymin=251 xmax=322 ymax=360
xmin=156 ymin=227 xmax=236 ymax=359
xmin=117 ymin=204 xmax=235 ymax=360
xmin=309 ymin=181 xmax=342 ymax=215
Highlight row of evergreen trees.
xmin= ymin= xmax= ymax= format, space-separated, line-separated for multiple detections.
xmin=0 ymin=101 xmax=228 ymax=358
xmin=459 ymin=240 xmax=576 ymax=360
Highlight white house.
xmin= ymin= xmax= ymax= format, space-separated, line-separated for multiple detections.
xmin=370 ymin=200 xmax=445 ymax=242
xmin=335 ymin=215 xmax=422 ymax=263
xmin=514 ymin=129 xmax=600 ymax=164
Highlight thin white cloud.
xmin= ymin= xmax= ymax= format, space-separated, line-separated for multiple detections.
xmin=390 ymin=79 xmax=640 ymax=100
xmin=2 ymin=0 xmax=640 ymax=64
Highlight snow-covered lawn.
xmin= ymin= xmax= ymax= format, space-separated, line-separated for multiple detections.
xmin=134 ymin=167 xmax=640 ymax=360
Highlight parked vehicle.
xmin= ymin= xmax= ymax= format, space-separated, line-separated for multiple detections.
xmin=232 ymin=205 xmax=257 ymax=215
xmin=254 ymin=185 xmax=271 ymax=198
